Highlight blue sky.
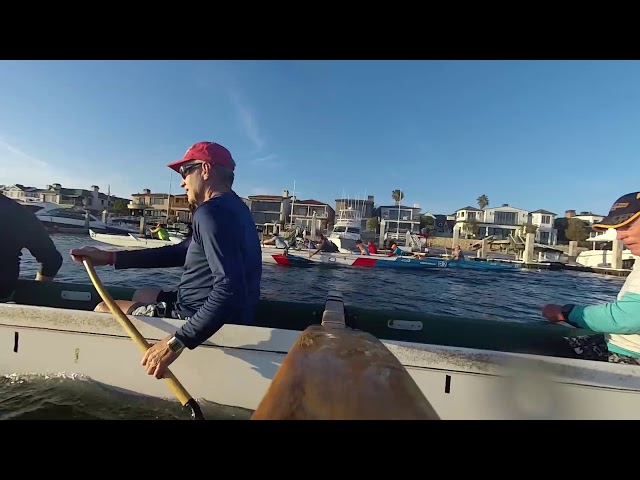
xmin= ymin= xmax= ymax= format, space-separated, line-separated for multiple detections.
xmin=0 ymin=60 xmax=638 ymax=216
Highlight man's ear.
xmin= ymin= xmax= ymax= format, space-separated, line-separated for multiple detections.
xmin=201 ymin=162 xmax=211 ymax=180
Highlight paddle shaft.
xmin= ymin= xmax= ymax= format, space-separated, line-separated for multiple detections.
xmin=81 ymin=258 xmax=200 ymax=413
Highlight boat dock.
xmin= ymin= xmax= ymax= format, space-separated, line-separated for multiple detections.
xmin=438 ymin=230 xmax=634 ymax=277
xmin=524 ymin=262 xmax=631 ymax=276
xmin=491 ymin=259 xmax=631 ymax=276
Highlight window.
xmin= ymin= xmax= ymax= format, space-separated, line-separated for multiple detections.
xmin=310 ymin=207 xmax=326 ymax=216
xmin=541 ymin=215 xmax=551 ymax=224
xmin=251 ymin=212 xmax=280 ymax=224
xmin=48 ymin=208 xmax=87 ymax=220
xmin=152 ymin=197 xmax=165 ymax=205
xmin=251 ymin=201 xmax=281 ymax=212
xmin=487 ymin=227 xmax=517 ymax=239
xmin=494 ymin=211 xmax=517 ymax=225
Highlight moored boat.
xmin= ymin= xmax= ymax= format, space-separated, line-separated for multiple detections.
xmin=3 ymin=279 xmax=640 ymax=419
xmin=577 ymin=228 xmax=636 ymax=268
xmin=18 ymin=200 xmax=137 ymax=235
xmin=89 ymin=229 xmax=185 ymax=249
xmin=328 ymin=206 xmax=364 ymax=252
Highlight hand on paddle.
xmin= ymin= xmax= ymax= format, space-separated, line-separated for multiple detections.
xmin=142 ymin=335 xmax=183 ymax=379
xmin=541 ymin=304 xmax=566 ymax=323
xmin=70 ymin=246 xmax=114 ymax=266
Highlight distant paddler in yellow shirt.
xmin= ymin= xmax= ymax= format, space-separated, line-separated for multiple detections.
xmin=150 ymin=223 xmax=170 ymax=240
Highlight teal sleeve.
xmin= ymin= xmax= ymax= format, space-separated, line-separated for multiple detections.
xmin=568 ymin=292 xmax=640 ymax=334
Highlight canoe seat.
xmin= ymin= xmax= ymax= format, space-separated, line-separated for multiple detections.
xmin=251 ymin=291 xmax=440 ymax=420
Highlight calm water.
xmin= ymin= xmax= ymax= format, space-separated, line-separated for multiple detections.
xmin=2 ymin=233 xmax=627 ymax=419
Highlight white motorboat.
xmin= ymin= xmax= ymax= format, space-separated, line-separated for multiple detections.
xmin=576 ymin=228 xmax=636 ymax=268
xmin=328 ymin=206 xmax=363 ymax=252
xmin=17 ymin=200 xmax=137 ymax=234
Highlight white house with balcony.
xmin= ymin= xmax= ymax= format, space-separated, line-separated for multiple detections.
xmin=375 ymin=204 xmax=422 ymax=238
xmin=290 ymin=199 xmax=335 ymax=234
xmin=453 ymin=203 xmax=558 ymax=245
xmin=530 ymin=209 xmax=558 ymax=244
xmin=246 ymin=190 xmax=292 ymax=234
xmin=127 ymin=188 xmax=193 ymax=222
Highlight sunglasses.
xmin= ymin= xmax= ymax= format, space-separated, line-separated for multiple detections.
xmin=179 ymin=162 xmax=203 ymax=179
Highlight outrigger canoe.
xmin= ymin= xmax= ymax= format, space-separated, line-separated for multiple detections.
xmin=3 ymin=279 xmax=640 ymax=419
xmin=87 ymin=235 xmax=519 ymax=272
xmin=89 ymin=229 xmax=184 ymax=249
xmin=262 ymin=249 xmax=523 ymax=271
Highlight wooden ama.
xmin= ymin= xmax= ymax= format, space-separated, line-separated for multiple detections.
xmin=251 ymin=292 xmax=440 ymax=420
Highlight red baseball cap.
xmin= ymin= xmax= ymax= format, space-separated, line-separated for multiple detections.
xmin=167 ymin=141 xmax=236 ymax=173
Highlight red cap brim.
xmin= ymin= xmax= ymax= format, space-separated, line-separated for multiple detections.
xmin=167 ymin=158 xmax=191 ymax=173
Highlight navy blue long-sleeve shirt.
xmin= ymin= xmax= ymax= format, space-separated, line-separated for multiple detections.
xmin=0 ymin=195 xmax=63 ymax=297
xmin=115 ymin=192 xmax=262 ymax=349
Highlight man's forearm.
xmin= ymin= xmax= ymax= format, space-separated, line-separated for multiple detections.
xmin=174 ymin=284 xmax=239 ymax=349
xmin=23 ymin=215 xmax=63 ymax=278
xmin=115 ymin=239 xmax=190 ymax=269
xmin=38 ymin=252 xmax=63 ymax=278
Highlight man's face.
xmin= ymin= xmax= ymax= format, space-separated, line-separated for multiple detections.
xmin=616 ymin=218 xmax=640 ymax=255
xmin=179 ymin=161 xmax=206 ymax=205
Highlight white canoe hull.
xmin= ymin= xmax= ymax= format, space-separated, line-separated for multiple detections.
xmin=3 ymin=302 xmax=640 ymax=419
xmin=89 ymin=229 xmax=183 ymax=249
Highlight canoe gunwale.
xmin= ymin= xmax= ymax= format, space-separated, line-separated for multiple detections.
xmin=0 ymin=303 xmax=301 ymax=353
xmin=383 ymin=340 xmax=640 ymax=392
xmin=3 ymin=302 xmax=640 ymax=392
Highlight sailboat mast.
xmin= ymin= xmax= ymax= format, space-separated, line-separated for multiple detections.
xmin=396 ymin=189 xmax=401 ymax=238
xmin=290 ymin=180 xmax=296 ymax=230
xmin=166 ymin=172 xmax=172 ymax=224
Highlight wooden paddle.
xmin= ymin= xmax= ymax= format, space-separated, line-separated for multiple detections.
xmin=81 ymin=257 xmax=205 ymax=420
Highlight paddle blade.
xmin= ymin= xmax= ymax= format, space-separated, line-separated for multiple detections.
xmin=251 ymin=324 xmax=440 ymax=420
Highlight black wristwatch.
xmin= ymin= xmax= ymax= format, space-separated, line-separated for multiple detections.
xmin=561 ymin=304 xmax=575 ymax=322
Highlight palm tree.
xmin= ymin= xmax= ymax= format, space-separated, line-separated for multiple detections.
xmin=476 ymin=194 xmax=489 ymax=210
xmin=391 ymin=189 xmax=404 ymax=206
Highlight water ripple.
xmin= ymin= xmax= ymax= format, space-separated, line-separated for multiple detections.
xmin=16 ymin=234 xmax=626 ymax=324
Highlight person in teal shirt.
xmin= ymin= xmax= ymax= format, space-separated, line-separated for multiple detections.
xmin=541 ymin=191 xmax=640 ymax=364
xmin=388 ymin=241 xmax=404 ymax=256
xmin=354 ymin=240 xmax=370 ymax=255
